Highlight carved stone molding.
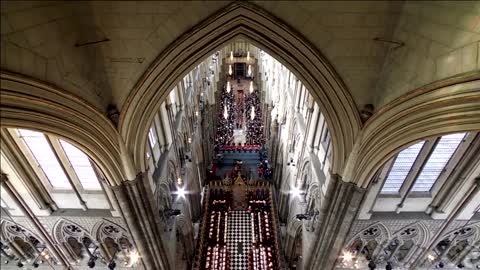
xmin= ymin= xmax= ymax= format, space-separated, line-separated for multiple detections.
xmin=119 ymin=1 xmax=361 ymax=175
xmin=345 ymin=78 xmax=480 ymax=188
xmin=0 ymin=72 xmax=125 ymax=186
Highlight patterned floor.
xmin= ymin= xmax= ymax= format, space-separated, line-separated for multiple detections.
xmin=227 ymin=211 xmax=252 ymax=270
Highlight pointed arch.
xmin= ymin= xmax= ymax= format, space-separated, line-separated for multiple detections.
xmin=175 ymin=215 xmax=193 ymax=237
xmin=286 ymin=218 xmax=303 ymax=239
xmin=119 ymin=2 xmax=361 ymax=175
xmin=385 ymin=222 xmax=431 ymax=267
xmin=391 ymin=222 xmax=430 ymax=249
xmin=0 ymin=72 xmax=126 ymax=185
xmin=52 ymin=218 xmax=95 ymax=263
xmin=349 ymin=78 xmax=480 ymax=188
xmin=0 ymin=219 xmax=43 ymax=245
xmin=52 ymin=218 xmax=93 ymax=244
xmin=91 ymin=219 xmax=134 ymax=263
xmin=300 ymin=159 xmax=312 ymax=187
xmin=346 ymin=222 xmax=391 ymax=247
xmin=91 ymin=219 xmax=131 ymax=244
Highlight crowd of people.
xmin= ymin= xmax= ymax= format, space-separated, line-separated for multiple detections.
xmin=214 ymin=84 xmax=235 ymax=147
xmin=245 ymin=89 xmax=265 ymax=145
xmin=257 ymin=159 xmax=272 ymax=180
xmin=234 ymin=90 xmax=245 ymax=129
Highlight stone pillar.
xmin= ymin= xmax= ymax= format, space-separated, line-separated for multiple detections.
xmin=307 ymin=105 xmax=320 ymax=152
xmin=268 ymin=118 xmax=279 ymax=159
xmin=111 ymin=173 xmax=171 ymax=270
xmin=277 ymin=191 xmax=289 ymax=223
xmin=305 ymin=175 xmax=365 ymax=270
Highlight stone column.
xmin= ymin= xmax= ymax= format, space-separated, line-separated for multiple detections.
xmin=111 ymin=173 xmax=171 ymax=270
xmin=307 ymin=105 xmax=320 ymax=152
xmin=297 ymin=104 xmax=314 ymax=168
xmin=305 ymin=175 xmax=365 ymax=270
xmin=268 ymin=118 xmax=279 ymax=159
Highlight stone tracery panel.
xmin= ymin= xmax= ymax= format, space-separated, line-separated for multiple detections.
xmin=93 ymin=219 xmax=136 ymax=267
xmin=53 ymin=219 xmax=96 ymax=264
xmin=430 ymin=222 xmax=480 ymax=269
xmin=0 ymin=219 xmax=55 ymax=267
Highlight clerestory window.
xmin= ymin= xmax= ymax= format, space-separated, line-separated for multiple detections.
xmin=381 ymin=132 xmax=468 ymax=195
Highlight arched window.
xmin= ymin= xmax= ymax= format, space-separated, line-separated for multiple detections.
xmin=381 ymin=132 xmax=470 ymax=194
xmin=17 ymin=129 xmax=72 ymax=190
xmin=14 ymin=129 xmax=103 ymax=191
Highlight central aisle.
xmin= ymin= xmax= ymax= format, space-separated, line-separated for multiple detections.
xmin=227 ymin=211 xmax=252 ymax=270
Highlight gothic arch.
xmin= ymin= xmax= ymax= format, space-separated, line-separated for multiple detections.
xmin=384 ymin=222 xmax=430 ymax=267
xmin=0 ymin=220 xmax=48 ymax=264
xmin=52 ymin=218 xmax=95 ymax=263
xmin=174 ymin=214 xmax=194 ymax=268
xmin=119 ymin=2 xmax=361 ymax=175
xmin=348 ymin=78 xmax=480 ymax=188
xmin=433 ymin=222 xmax=480 ymax=253
xmin=300 ymin=159 xmax=312 ymax=188
xmin=345 ymin=222 xmax=391 ymax=259
xmin=285 ymin=218 xmax=304 ymax=266
xmin=91 ymin=219 xmax=131 ymax=245
xmin=0 ymin=220 xmax=40 ymax=243
xmin=175 ymin=215 xmax=193 ymax=237
xmin=286 ymin=218 xmax=303 ymax=240
xmin=92 ymin=219 xmax=134 ymax=263
xmin=0 ymin=72 xmax=126 ymax=185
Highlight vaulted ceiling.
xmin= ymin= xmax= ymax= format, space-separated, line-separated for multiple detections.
xmin=2 ymin=1 xmax=479 ymax=112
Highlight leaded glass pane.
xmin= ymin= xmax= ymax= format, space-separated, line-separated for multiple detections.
xmin=381 ymin=141 xmax=425 ymax=193
xmin=18 ymin=129 xmax=72 ymax=189
xmin=60 ymin=140 xmax=102 ymax=190
xmin=411 ymin=133 xmax=465 ymax=192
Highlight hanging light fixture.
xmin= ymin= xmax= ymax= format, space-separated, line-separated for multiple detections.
xmin=228 ymin=65 xmax=232 ymax=75
xmin=224 ymin=105 xmax=228 ymax=120
xmin=249 ymin=81 xmax=254 ymax=93
xmin=250 ymin=106 xmax=255 ymax=120
xmin=226 ymin=81 xmax=230 ymax=93
xmin=230 ymin=51 xmax=233 ymax=61
xmin=247 ymin=51 xmax=250 ymax=61
xmin=248 ymin=65 xmax=252 ymax=76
